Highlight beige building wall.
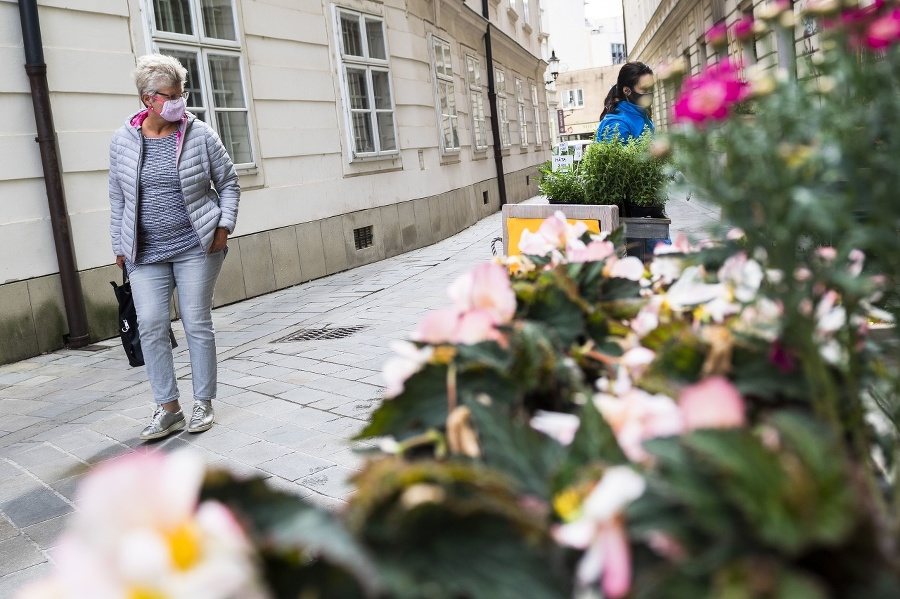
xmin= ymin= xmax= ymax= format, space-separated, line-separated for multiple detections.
xmin=0 ymin=0 xmax=551 ymax=363
xmin=624 ymin=0 xmax=815 ymax=132
xmin=553 ymin=64 xmax=620 ymax=140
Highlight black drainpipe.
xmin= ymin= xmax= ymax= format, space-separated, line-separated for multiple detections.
xmin=18 ymin=0 xmax=90 ymax=348
xmin=482 ymin=0 xmax=508 ymax=206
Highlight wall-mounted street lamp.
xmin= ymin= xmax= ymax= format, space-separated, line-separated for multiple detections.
xmin=545 ymin=50 xmax=561 ymax=87
xmin=548 ymin=50 xmax=560 ymax=81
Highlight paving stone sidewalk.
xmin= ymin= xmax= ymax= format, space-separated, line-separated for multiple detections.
xmin=0 ymin=195 xmax=717 ymax=595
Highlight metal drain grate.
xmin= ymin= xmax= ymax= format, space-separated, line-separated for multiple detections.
xmin=274 ymin=325 xmax=368 ymax=343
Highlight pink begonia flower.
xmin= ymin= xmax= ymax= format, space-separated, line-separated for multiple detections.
xmin=631 ymin=303 xmax=661 ymax=338
xmin=595 ymin=389 xmax=684 ymax=463
xmin=649 ymin=256 xmax=685 ymax=286
xmin=414 ymin=308 xmax=461 ymax=345
xmin=454 ymin=309 xmax=503 ymax=344
xmin=655 ymin=232 xmax=694 ymax=256
xmin=678 ymin=376 xmax=747 ymax=431
xmin=620 ymin=347 xmax=656 ymax=378
xmin=17 ymin=451 xmax=267 ymax=599
xmin=673 ymin=61 xmax=750 ymax=124
xmin=605 ymin=256 xmax=646 ymax=281
xmin=413 ymin=308 xmax=503 ymax=347
xmin=382 ymin=340 xmax=435 ymax=398
xmin=815 ymin=246 xmax=837 ymax=262
xmin=848 ymin=248 xmax=865 ymax=277
xmin=448 ymin=262 xmax=517 ymax=324
xmin=726 ymin=227 xmax=746 ymax=240
xmin=552 ymin=467 xmax=645 ymax=599
xmin=530 ymin=410 xmax=581 ymax=445
xmin=705 ymin=21 xmax=729 ymax=47
xmin=518 ymin=211 xmax=588 ymax=258
xmin=567 ymin=239 xmax=616 ymax=263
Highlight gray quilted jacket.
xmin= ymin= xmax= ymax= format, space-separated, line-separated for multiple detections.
xmin=109 ymin=109 xmax=240 ymax=262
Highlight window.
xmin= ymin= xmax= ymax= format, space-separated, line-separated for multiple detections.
xmin=522 ymin=0 xmax=530 ymax=24
xmin=561 ymin=89 xmax=584 ymax=109
xmin=466 ymin=55 xmax=488 ymax=151
xmin=431 ymin=36 xmax=459 ymax=153
xmin=515 ymin=78 xmax=527 ymax=148
xmin=530 ymin=84 xmax=542 ymax=145
xmin=611 ymin=42 xmax=626 ymax=64
xmin=335 ymin=8 xmax=398 ymax=158
xmin=149 ymin=0 xmax=254 ymax=166
xmin=495 ymin=68 xmax=511 ymax=147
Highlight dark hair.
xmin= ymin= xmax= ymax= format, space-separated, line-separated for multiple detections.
xmin=600 ymin=61 xmax=654 ymax=119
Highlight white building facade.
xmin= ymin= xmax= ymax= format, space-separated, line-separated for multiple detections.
xmin=543 ymin=0 xmax=626 ymax=141
xmin=623 ymin=0 xmax=819 ymax=132
xmin=0 ymin=0 xmax=552 ymax=364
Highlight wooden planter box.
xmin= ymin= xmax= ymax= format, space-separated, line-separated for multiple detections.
xmin=501 ymin=202 xmax=620 ymax=256
xmin=622 ymin=216 xmax=671 ymax=262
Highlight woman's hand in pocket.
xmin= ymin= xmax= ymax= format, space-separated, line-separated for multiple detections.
xmin=209 ymin=227 xmax=229 ymax=253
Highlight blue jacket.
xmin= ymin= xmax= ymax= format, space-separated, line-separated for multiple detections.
xmin=595 ymin=101 xmax=654 ymax=142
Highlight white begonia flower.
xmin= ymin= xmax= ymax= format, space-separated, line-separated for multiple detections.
xmin=382 ymin=340 xmax=434 ymax=398
xmin=530 ymin=411 xmax=581 ymax=446
xmin=552 ymin=467 xmax=645 ymax=598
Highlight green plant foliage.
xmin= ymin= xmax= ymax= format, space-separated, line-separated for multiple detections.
xmin=344 ymin=459 xmax=569 ymax=599
xmin=579 ymin=133 xmax=670 ymax=208
xmin=200 ymin=471 xmax=381 ymax=599
xmin=537 ymin=160 xmax=585 ymax=204
xmin=467 ymin=400 xmax=566 ymax=499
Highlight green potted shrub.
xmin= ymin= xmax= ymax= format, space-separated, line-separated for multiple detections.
xmin=581 ymin=132 xmax=669 ymax=217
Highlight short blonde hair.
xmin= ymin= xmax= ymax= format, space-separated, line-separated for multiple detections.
xmin=132 ymin=54 xmax=187 ymax=97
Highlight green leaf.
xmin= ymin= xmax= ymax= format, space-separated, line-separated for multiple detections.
xmin=557 ymin=398 xmax=628 ymax=491
xmin=524 ymin=284 xmax=586 ymax=347
xmin=467 ymin=400 xmax=565 ymax=498
xmin=201 ymin=472 xmax=381 ymax=598
xmin=356 ymin=364 xmax=449 ymax=440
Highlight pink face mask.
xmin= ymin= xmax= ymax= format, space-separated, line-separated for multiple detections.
xmin=150 ymin=96 xmax=186 ymax=122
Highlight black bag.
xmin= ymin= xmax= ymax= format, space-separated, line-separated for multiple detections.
xmin=110 ymin=271 xmax=177 ymax=367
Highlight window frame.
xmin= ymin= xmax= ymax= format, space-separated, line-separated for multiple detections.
xmin=561 ymin=88 xmax=584 ymax=109
xmin=333 ymin=7 xmax=400 ymax=161
xmin=611 ymin=42 xmax=626 ymax=64
xmin=515 ymin=78 xmax=528 ymax=148
xmin=530 ymin=83 xmax=542 ymax=145
xmin=466 ymin=54 xmax=488 ymax=152
xmin=495 ymin=67 xmax=511 ymax=148
xmin=146 ymin=0 xmax=256 ymax=168
xmin=430 ymin=34 xmax=460 ymax=154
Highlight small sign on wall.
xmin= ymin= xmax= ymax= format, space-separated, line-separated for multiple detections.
xmin=552 ymin=154 xmax=574 ymax=171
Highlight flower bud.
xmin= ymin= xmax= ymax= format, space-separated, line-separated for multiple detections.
xmin=649 ymin=138 xmax=672 ymax=159
xmin=705 ymin=21 xmax=729 ymax=48
xmin=759 ymin=0 xmax=792 ymax=21
xmin=804 ymin=0 xmax=841 ymax=16
xmin=657 ymin=57 xmax=687 ymax=81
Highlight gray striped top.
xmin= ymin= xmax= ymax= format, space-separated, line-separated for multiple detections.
xmin=135 ymin=133 xmax=200 ymax=264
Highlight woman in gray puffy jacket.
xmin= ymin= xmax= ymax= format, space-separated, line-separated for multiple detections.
xmin=109 ymin=54 xmax=240 ymax=441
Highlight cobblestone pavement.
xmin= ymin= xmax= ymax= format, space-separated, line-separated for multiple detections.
xmin=0 ymin=195 xmax=717 ymax=594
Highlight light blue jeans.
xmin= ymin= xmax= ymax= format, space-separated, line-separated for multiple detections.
xmin=129 ymin=245 xmax=225 ymax=406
